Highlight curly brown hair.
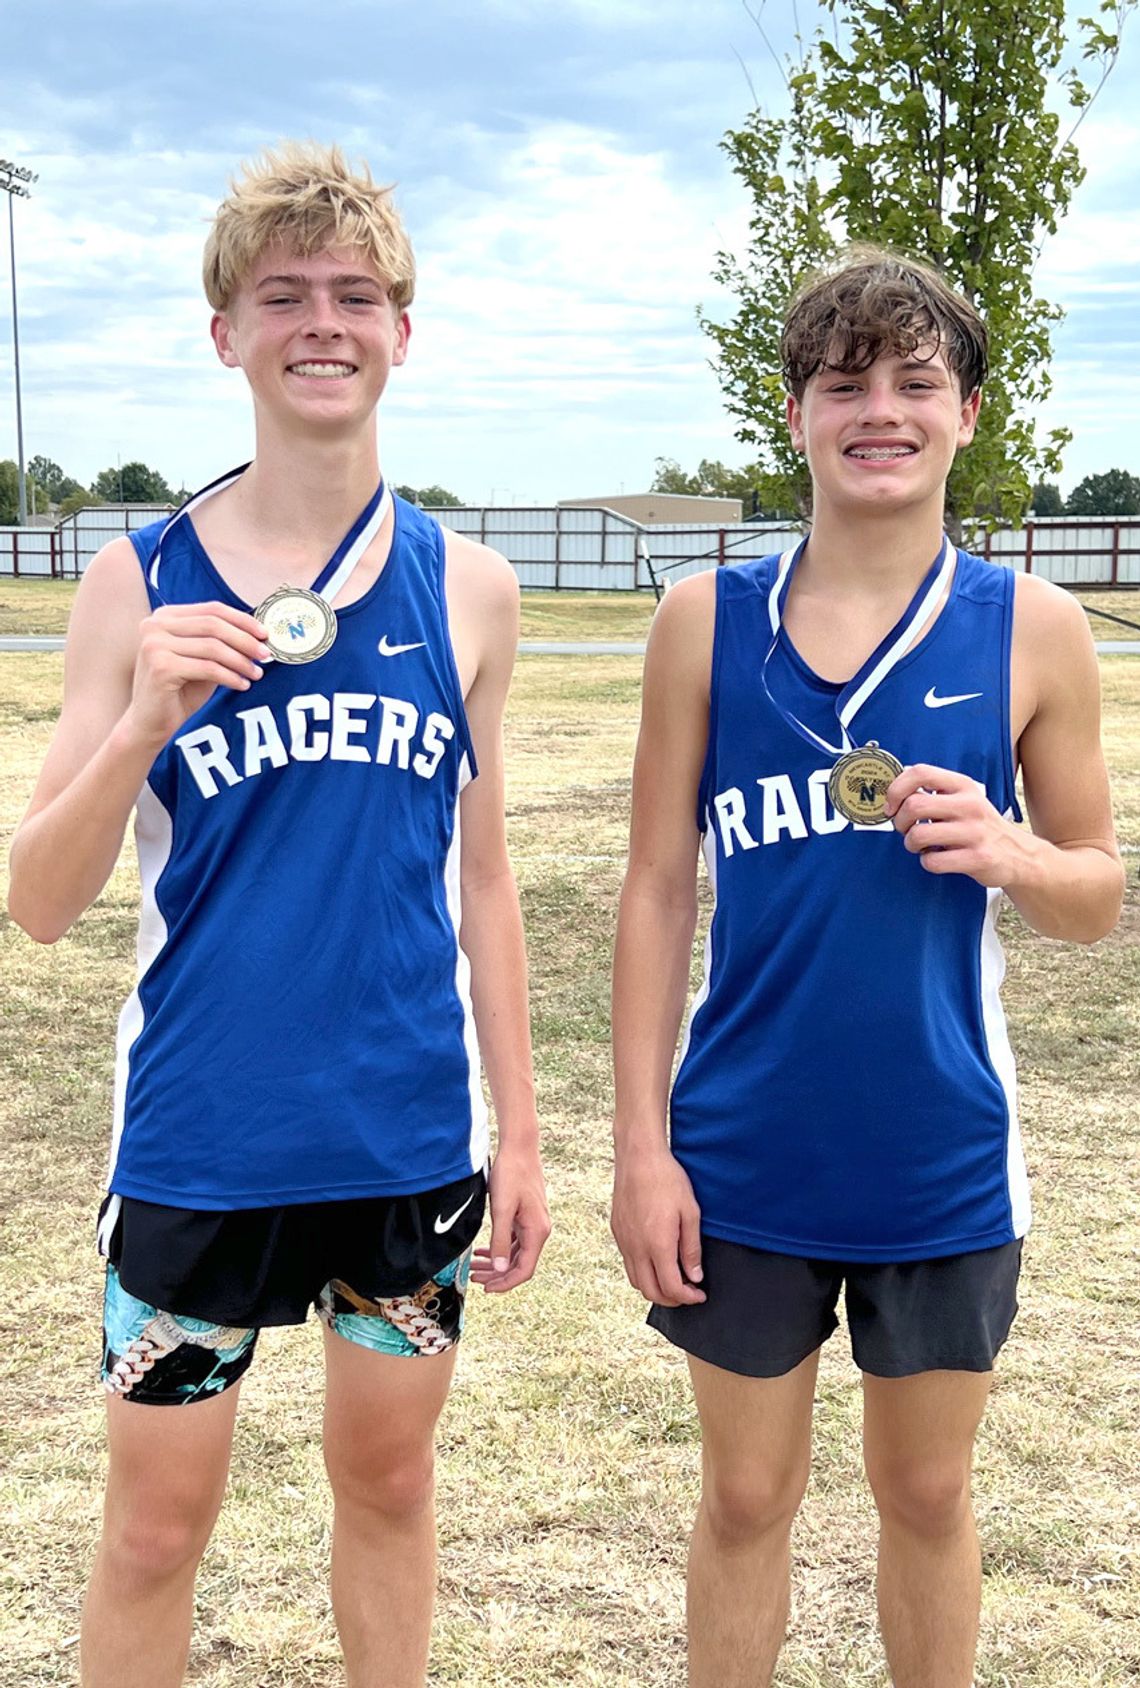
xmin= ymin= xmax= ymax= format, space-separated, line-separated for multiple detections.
xmin=781 ymin=246 xmax=987 ymax=400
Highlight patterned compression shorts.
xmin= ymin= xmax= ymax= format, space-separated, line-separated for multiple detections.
xmin=101 ymin=1247 xmax=474 ymax=1406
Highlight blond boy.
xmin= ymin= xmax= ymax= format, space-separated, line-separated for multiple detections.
xmin=9 ymin=144 xmax=549 ymax=1688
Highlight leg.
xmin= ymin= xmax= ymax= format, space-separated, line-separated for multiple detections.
xmin=687 ymin=1350 xmax=819 ymax=1688
xmin=863 ymin=1370 xmax=992 ymax=1688
xmin=321 ymin=1321 xmax=458 ymax=1688
xmin=81 ymin=1385 xmax=241 ymax=1688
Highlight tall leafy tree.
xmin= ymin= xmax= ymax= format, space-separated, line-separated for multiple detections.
xmin=27 ymin=455 xmax=67 ymax=501
xmin=0 ymin=460 xmax=20 ymax=524
xmin=1030 ymin=481 xmax=1065 ymax=516
xmin=703 ymin=0 xmax=1135 ymax=527
xmin=0 ymin=460 xmax=49 ymax=520
xmin=650 ymin=457 xmax=753 ymax=499
xmin=1066 ymin=468 xmax=1140 ymax=516
xmin=59 ymin=487 xmax=104 ymax=518
xmin=91 ymin=461 xmax=175 ymax=504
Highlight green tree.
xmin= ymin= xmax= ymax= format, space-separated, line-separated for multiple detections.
xmin=408 ymin=484 xmax=463 ymax=507
xmin=92 ymin=461 xmax=175 ymax=503
xmin=1030 ymin=481 xmax=1065 ymax=516
xmin=26 ymin=455 xmax=81 ymax=504
xmin=1065 ymin=468 xmax=1140 ymax=516
xmin=59 ymin=487 xmax=104 ymax=518
xmin=650 ymin=457 xmax=701 ymax=495
xmin=0 ymin=460 xmax=18 ymax=523
xmin=703 ymin=0 xmax=1135 ymax=528
xmin=651 ymin=456 xmax=756 ymax=499
xmin=0 ymin=459 xmax=49 ymax=520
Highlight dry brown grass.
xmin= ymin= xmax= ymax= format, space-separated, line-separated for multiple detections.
xmin=0 ymin=632 xmax=1137 ymax=1687
xmin=1 ymin=577 xmax=1138 ymax=645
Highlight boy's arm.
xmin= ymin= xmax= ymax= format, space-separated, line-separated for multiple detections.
xmin=885 ymin=576 xmax=1123 ymax=942
xmin=7 ymin=539 xmax=268 ymax=943
xmin=611 ymin=571 xmax=716 ymax=1308
xmin=447 ymin=536 xmax=549 ymax=1293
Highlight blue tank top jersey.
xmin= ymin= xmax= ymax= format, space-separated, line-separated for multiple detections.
xmin=670 ymin=548 xmax=1029 ymax=1263
xmin=103 ymin=494 xmax=488 ymax=1216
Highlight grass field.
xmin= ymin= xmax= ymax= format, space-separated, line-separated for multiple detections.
xmin=2 ymin=575 xmax=1139 ymax=642
xmin=0 ymin=600 xmax=1137 ymax=1686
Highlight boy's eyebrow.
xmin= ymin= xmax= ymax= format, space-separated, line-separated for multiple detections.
xmin=821 ymin=356 xmax=949 ymax=378
xmin=897 ymin=357 xmax=948 ymax=376
xmin=254 ymin=272 xmax=386 ymax=290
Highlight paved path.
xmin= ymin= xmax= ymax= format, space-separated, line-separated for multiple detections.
xmin=3 ymin=636 xmax=1140 ymax=656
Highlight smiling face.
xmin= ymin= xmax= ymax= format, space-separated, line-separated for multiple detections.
xmin=786 ymin=342 xmax=981 ymax=521
xmin=210 ymin=243 xmax=410 ymax=439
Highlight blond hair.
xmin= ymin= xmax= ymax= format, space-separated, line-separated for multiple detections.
xmin=781 ymin=244 xmax=987 ymax=401
xmin=203 ymin=141 xmax=416 ymax=311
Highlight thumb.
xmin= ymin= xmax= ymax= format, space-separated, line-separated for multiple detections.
xmin=679 ymin=1205 xmax=703 ymax=1284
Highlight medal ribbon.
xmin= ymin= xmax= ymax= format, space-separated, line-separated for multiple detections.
xmin=761 ymin=536 xmax=955 ymax=758
xmin=147 ymin=467 xmax=392 ymax=604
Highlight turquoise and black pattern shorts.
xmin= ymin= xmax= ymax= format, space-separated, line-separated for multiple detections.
xmin=101 ymin=1247 xmax=474 ymax=1406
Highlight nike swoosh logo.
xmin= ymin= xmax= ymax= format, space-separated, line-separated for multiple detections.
xmin=924 ymin=687 xmax=983 ymax=708
xmin=378 ymin=636 xmax=426 ymax=657
xmin=433 ymin=1191 xmax=477 ymax=1234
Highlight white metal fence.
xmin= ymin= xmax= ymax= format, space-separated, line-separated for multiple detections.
xmin=3 ymin=506 xmax=1138 ymax=591
xmin=0 ymin=505 xmax=172 ymax=578
xmin=433 ymin=506 xmax=646 ymax=590
xmin=975 ymin=516 xmax=1140 ymax=585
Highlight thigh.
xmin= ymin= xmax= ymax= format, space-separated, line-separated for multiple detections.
xmin=103 ymin=1378 xmax=242 ymax=1534
xmin=690 ymin=1349 xmax=820 ymax=1496
xmin=648 ymin=1236 xmax=843 ymax=1378
xmin=319 ymin=1249 xmax=472 ymax=1480
xmin=862 ymin=1369 xmax=993 ymax=1498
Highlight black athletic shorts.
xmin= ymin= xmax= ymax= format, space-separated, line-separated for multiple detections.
xmin=101 ymin=1168 xmax=487 ymax=1329
xmin=647 ymin=1233 xmax=1022 ymax=1379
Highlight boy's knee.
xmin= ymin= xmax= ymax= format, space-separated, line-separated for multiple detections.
xmin=326 ymin=1442 xmax=436 ymax=1523
xmin=867 ymin=1458 xmax=972 ymax=1538
xmin=101 ymin=1506 xmax=215 ymax=1588
xmin=701 ymin=1458 xmax=808 ymax=1547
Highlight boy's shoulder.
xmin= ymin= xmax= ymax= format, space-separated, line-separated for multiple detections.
xmin=124 ymin=517 xmax=169 ymax=570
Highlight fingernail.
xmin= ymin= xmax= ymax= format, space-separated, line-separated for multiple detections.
xmin=493 ymin=1257 xmax=509 ymax=1273
xmin=258 ymin=643 xmax=272 ymax=659
xmin=690 ymin=1266 xmax=703 ymax=1282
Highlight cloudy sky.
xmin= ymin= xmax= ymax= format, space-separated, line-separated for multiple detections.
xmin=2 ymin=0 xmax=1138 ymax=506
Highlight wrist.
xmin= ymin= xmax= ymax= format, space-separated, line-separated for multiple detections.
xmin=494 ymin=1118 xmax=540 ymax=1155
xmin=613 ymin=1122 xmax=672 ymax=1161
xmin=999 ymin=823 xmax=1050 ymax=895
xmin=114 ymin=706 xmax=170 ymax=761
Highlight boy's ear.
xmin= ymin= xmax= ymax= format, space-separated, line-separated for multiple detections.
xmin=958 ymin=385 xmax=982 ymax=447
xmin=786 ymin=392 xmax=806 ymax=453
xmin=392 ymin=310 xmax=411 ymax=368
xmin=211 ymin=311 xmax=242 ymax=370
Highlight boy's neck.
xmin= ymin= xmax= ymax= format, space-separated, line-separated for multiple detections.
xmin=231 ymin=423 xmax=384 ymax=547
xmin=798 ymin=497 xmax=948 ymax=595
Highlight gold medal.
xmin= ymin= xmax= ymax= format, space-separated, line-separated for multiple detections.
xmin=828 ymin=741 xmax=904 ymax=826
xmin=255 ymin=585 xmax=337 ymax=665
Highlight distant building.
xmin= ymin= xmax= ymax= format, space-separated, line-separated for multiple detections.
xmin=558 ymin=492 xmax=743 ymax=525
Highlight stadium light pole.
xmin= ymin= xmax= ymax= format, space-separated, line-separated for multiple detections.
xmin=0 ymin=158 xmax=37 ymax=526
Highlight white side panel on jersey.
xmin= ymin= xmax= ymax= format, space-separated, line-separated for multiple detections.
xmin=98 ymin=783 xmax=174 ymax=1256
xmin=675 ymin=820 xmax=718 ymax=1074
xmin=443 ymin=755 xmax=490 ymax=1173
xmin=979 ymin=881 xmax=1031 ymax=1237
